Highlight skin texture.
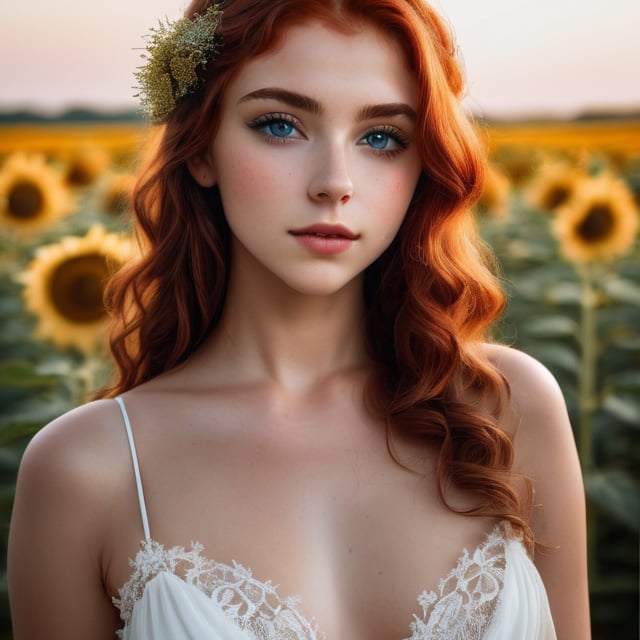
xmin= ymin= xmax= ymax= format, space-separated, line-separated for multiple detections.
xmin=8 ymin=22 xmax=590 ymax=640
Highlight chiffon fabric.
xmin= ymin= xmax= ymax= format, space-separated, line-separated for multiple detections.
xmin=113 ymin=396 xmax=557 ymax=640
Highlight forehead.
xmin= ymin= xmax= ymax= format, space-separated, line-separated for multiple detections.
xmin=225 ymin=21 xmax=417 ymax=108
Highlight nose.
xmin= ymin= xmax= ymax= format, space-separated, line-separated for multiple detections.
xmin=308 ymin=143 xmax=353 ymax=205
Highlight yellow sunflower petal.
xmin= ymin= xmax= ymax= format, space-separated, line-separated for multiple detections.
xmin=21 ymin=225 xmax=133 ymax=353
xmin=0 ymin=152 xmax=76 ymax=236
xmin=64 ymin=146 xmax=111 ymax=188
xmin=553 ymin=173 xmax=639 ymax=263
xmin=525 ymin=160 xmax=584 ymax=213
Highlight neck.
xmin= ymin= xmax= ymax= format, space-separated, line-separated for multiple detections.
xmin=202 ymin=256 xmax=370 ymax=394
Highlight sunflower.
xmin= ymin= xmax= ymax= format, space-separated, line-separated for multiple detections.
xmin=101 ymin=172 xmax=136 ymax=216
xmin=64 ymin=146 xmax=111 ymax=188
xmin=490 ymin=148 xmax=540 ymax=187
xmin=21 ymin=225 xmax=133 ymax=353
xmin=525 ymin=161 xmax=583 ymax=213
xmin=553 ymin=173 xmax=639 ymax=263
xmin=0 ymin=152 xmax=75 ymax=235
xmin=476 ymin=164 xmax=510 ymax=218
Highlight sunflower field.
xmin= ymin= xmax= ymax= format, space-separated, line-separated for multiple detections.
xmin=0 ymin=116 xmax=639 ymax=638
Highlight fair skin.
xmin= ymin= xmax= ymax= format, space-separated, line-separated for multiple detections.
xmin=8 ymin=22 xmax=590 ymax=640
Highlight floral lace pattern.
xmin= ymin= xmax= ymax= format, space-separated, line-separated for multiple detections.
xmin=407 ymin=525 xmax=506 ymax=639
xmin=114 ymin=524 xmax=510 ymax=640
xmin=114 ymin=540 xmax=320 ymax=640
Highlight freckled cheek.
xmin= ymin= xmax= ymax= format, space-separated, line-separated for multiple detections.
xmin=228 ymin=151 xmax=275 ymax=187
xmin=218 ymin=150 xmax=295 ymax=213
xmin=370 ymin=170 xmax=417 ymax=210
xmin=372 ymin=173 xmax=416 ymax=242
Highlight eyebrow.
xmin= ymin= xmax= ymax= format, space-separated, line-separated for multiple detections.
xmin=239 ymin=88 xmax=323 ymax=114
xmin=357 ymin=103 xmax=416 ymax=122
xmin=238 ymin=87 xmax=416 ymax=122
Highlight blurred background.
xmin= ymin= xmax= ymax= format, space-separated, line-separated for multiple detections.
xmin=1 ymin=1 xmax=639 ymax=638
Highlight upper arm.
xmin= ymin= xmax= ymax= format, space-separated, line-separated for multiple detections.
xmin=8 ymin=401 xmax=123 ymax=640
xmin=489 ymin=345 xmax=591 ymax=639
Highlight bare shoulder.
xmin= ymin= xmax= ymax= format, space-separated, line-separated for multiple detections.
xmin=484 ymin=343 xmax=565 ymax=415
xmin=481 ymin=344 xmax=584 ymax=525
xmin=12 ymin=397 xmax=135 ymax=552
xmin=9 ymin=398 xmax=130 ymax=638
xmin=18 ymin=398 xmax=129 ymax=498
xmin=483 ymin=344 xmax=590 ymax=637
xmin=482 ymin=343 xmax=571 ymax=447
xmin=482 ymin=343 xmax=579 ymax=494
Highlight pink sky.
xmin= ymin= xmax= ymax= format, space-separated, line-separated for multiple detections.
xmin=2 ymin=0 xmax=639 ymax=118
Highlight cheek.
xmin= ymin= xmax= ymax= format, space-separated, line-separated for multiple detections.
xmin=373 ymin=171 xmax=419 ymax=241
xmin=364 ymin=155 xmax=420 ymax=201
xmin=216 ymin=148 xmax=293 ymax=220
xmin=222 ymin=151 xmax=270 ymax=192
xmin=379 ymin=171 xmax=418 ymax=216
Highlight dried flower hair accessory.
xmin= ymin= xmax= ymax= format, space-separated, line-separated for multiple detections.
xmin=135 ymin=4 xmax=222 ymax=122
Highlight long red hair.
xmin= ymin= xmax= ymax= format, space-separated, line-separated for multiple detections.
xmin=103 ymin=0 xmax=534 ymax=549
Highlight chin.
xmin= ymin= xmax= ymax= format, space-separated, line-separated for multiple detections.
xmin=281 ymin=273 xmax=362 ymax=298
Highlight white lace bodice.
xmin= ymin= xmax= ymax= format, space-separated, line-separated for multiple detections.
xmin=114 ymin=523 xmax=508 ymax=640
xmin=114 ymin=539 xmax=320 ymax=640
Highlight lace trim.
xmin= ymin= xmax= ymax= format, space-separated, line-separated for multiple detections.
xmin=114 ymin=523 xmax=510 ymax=640
xmin=114 ymin=539 xmax=320 ymax=640
xmin=406 ymin=525 xmax=507 ymax=640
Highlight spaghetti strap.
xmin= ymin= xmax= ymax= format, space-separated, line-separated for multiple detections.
xmin=115 ymin=396 xmax=151 ymax=542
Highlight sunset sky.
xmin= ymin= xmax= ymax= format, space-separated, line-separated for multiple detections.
xmin=2 ymin=0 xmax=639 ymax=118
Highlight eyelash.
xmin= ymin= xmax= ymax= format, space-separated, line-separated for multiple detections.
xmin=362 ymin=125 xmax=410 ymax=158
xmin=247 ymin=113 xmax=302 ymax=144
xmin=247 ymin=113 xmax=410 ymax=157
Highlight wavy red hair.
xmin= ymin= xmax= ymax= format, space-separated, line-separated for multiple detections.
xmin=102 ymin=0 xmax=534 ymax=549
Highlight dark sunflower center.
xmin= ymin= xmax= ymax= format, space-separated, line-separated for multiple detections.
xmin=544 ymin=184 xmax=571 ymax=210
xmin=576 ymin=204 xmax=615 ymax=243
xmin=66 ymin=162 xmax=95 ymax=187
xmin=8 ymin=180 xmax=44 ymax=219
xmin=49 ymin=253 xmax=110 ymax=323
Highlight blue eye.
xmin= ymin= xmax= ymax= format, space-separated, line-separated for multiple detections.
xmin=265 ymin=120 xmax=295 ymax=138
xmin=365 ymin=132 xmax=394 ymax=149
xmin=360 ymin=127 xmax=409 ymax=154
xmin=248 ymin=114 xmax=300 ymax=141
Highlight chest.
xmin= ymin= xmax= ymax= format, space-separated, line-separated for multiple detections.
xmin=107 ymin=402 xmax=510 ymax=640
xmin=106 ymin=394 xmax=504 ymax=638
xmin=116 ymin=526 xmax=508 ymax=640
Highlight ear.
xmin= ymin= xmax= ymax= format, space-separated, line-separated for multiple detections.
xmin=186 ymin=152 xmax=217 ymax=188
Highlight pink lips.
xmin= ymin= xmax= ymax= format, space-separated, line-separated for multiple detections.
xmin=289 ymin=224 xmax=360 ymax=256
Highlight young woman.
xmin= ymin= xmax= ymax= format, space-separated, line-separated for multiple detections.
xmin=8 ymin=0 xmax=590 ymax=638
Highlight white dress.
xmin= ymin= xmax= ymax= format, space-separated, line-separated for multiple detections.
xmin=112 ymin=397 xmax=557 ymax=640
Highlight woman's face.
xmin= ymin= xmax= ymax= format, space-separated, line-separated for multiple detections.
xmin=192 ymin=21 xmax=422 ymax=297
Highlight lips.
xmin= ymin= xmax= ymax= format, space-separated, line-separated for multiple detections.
xmin=289 ymin=223 xmax=359 ymax=255
xmin=289 ymin=223 xmax=360 ymax=240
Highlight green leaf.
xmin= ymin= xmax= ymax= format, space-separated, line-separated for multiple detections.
xmin=609 ymin=336 xmax=640 ymax=351
xmin=0 ymin=361 xmax=59 ymax=388
xmin=544 ymin=281 xmax=582 ymax=305
xmin=602 ymin=277 xmax=640 ymax=305
xmin=602 ymin=394 xmax=640 ymax=427
xmin=585 ymin=469 xmax=640 ymax=531
xmin=523 ymin=342 xmax=581 ymax=375
xmin=0 ymin=422 xmax=43 ymax=447
xmin=519 ymin=316 xmax=578 ymax=338
xmin=604 ymin=371 xmax=640 ymax=390
xmin=0 ymin=448 xmax=22 ymax=472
